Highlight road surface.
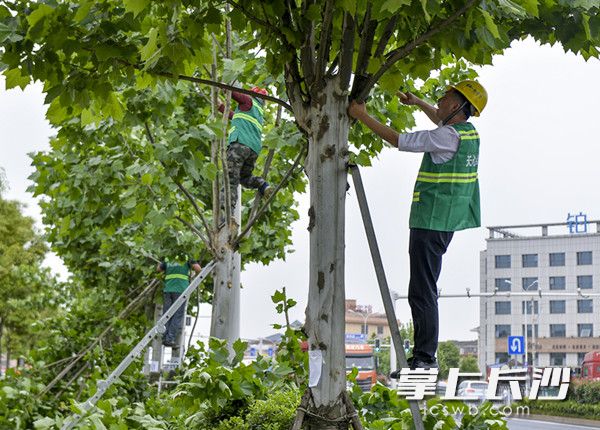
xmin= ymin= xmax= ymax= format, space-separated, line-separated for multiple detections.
xmin=506 ymin=418 xmax=600 ymax=429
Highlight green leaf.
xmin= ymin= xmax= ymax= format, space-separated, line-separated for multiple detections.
xmin=74 ymin=1 xmax=93 ymax=23
xmin=3 ymin=68 xmax=30 ymax=90
xmin=33 ymin=417 xmax=56 ymax=429
xmin=0 ymin=22 xmax=22 ymax=43
xmin=380 ymin=0 xmax=411 ymax=14
xmin=140 ymin=27 xmax=159 ymax=62
xmin=26 ymin=4 xmax=54 ymax=29
xmin=480 ymin=9 xmax=500 ymax=39
xmin=271 ymin=289 xmax=285 ymax=303
xmin=518 ymin=0 xmax=539 ymax=17
xmin=104 ymin=92 xmax=124 ymax=121
xmin=123 ymin=0 xmax=150 ymax=17
xmin=141 ymin=173 xmax=153 ymax=185
xmin=203 ymin=163 xmax=218 ymax=181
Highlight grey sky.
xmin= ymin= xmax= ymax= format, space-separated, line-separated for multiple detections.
xmin=1 ymin=38 xmax=600 ymax=342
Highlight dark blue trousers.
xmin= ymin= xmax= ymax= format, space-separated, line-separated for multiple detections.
xmin=408 ymin=228 xmax=454 ymax=363
xmin=162 ymin=292 xmax=186 ymax=344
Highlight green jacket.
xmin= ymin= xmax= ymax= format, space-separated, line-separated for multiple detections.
xmin=409 ymin=122 xmax=481 ymax=232
xmin=163 ymin=262 xmax=191 ymax=294
xmin=228 ymin=98 xmax=264 ymax=154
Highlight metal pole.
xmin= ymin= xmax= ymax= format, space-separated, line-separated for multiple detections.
xmin=350 ymin=165 xmax=425 ymax=430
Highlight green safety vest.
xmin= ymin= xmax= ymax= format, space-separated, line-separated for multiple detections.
xmin=409 ymin=122 xmax=481 ymax=232
xmin=164 ymin=262 xmax=190 ymax=294
xmin=228 ymin=98 xmax=264 ymax=154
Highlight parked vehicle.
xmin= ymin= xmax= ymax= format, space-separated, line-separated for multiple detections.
xmin=457 ymin=380 xmax=488 ymax=403
xmin=581 ymin=351 xmax=600 ymax=380
xmin=345 ymin=343 xmax=377 ymax=391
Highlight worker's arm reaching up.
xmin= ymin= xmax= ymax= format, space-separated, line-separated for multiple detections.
xmin=348 ymin=101 xmax=399 ymax=147
xmin=190 ymin=261 xmax=202 ymax=274
xmin=218 ymin=91 xmax=254 ymax=118
xmin=398 ymin=91 xmax=441 ymax=125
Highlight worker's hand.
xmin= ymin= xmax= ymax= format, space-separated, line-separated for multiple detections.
xmin=397 ymin=91 xmax=418 ymax=106
xmin=348 ymin=100 xmax=367 ymax=120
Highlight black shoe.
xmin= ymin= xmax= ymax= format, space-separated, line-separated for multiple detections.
xmin=162 ymin=339 xmax=176 ymax=347
xmin=390 ymin=357 xmax=438 ymax=378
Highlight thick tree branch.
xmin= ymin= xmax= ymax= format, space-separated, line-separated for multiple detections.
xmin=117 ymin=59 xmax=293 ymax=111
xmin=338 ymin=12 xmax=355 ymax=91
xmin=354 ymin=3 xmax=377 ymax=77
xmin=374 ymin=15 xmax=399 ymax=58
xmin=314 ymin=0 xmax=335 ymax=86
xmin=355 ymin=0 xmax=480 ymax=102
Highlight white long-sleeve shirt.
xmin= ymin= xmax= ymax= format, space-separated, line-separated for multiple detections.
xmin=397 ymin=124 xmax=460 ymax=164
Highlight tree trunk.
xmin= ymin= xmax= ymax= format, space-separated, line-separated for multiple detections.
xmin=209 ymin=192 xmax=241 ymax=346
xmin=303 ymin=81 xmax=350 ymax=428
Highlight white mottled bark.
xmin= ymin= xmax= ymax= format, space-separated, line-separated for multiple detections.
xmin=210 ymin=191 xmax=241 ymax=346
xmin=304 ymin=81 xmax=350 ymax=427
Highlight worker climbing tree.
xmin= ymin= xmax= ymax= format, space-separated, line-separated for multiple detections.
xmin=219 ymin=87 xmax=273 ymax=217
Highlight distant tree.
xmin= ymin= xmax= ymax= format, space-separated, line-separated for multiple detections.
xmin=0 ymin=178 xmax=52 ymax=368
xmin=459 ymin=355 xmax=480 ymax=373
xmin=437 ymin=341 xmax=460 ymax=380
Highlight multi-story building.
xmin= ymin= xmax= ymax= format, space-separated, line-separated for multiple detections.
xmin=345 ymin=299 xmax=395 ymax=339
xmin=478 ymin=218 xmax=600 ymax=372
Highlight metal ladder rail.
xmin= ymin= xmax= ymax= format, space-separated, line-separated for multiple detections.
xmin=349 ymin=165 xmax=425 ymax=430
xmin=61 ymin=260 xmax=216 ymax=430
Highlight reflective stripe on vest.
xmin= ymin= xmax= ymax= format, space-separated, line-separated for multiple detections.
xmin=165 ymin=274 xmax=189 ymax=281
xmin=416 ymin=172 xmax=478 ymax=183
xmin=232 ymin=112 xmax=263 ymax=131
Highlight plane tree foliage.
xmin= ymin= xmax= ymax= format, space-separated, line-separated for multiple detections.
xmin=2 ymin=0 xmax=600 ymax=427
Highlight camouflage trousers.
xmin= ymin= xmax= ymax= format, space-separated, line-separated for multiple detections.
xmin=225 ymin=142 xmax=266 ymax=208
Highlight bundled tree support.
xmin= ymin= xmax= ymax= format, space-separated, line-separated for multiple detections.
xmin=61 ymin=261 xmax=216 ymax=430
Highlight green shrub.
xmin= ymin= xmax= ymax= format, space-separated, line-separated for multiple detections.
xmin=245 ymin=389 xmax=300 ymax=429
xmin=518 ymin=398 xmax=600 ymax=420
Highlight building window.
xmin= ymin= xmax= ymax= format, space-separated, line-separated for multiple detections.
xmin=578 ymin=324 xmax=593 ymax=337
xmin=550 ymin=324 xmax=566 ymax=337
xmin=377 ymin=325 xmax=384 ymax=335
xmin=522 ymin=300 xmax=539 ymax=315
xmin=550 ymin=353 xmax=566 ymax=366
xmin=185 ymin=316 xmax=192 ymax=326
xmin=495 ymin=352 xmax=510 ymax=364
xmin=495 ymin=278 xmax=511 ymax=292
xmin=577 ymin=251 xmax=593 ymax=265
xmin=549 ymin=252 xmax=566 ymax=267
xmin=522 ymin=324 xmax=538 ymax=338
xmin=578 ymin=352 xmax=587 ymax=366
xmin=577 ymin=299 xmax=594 ymax=313
xmin=549 ymin=276 xmax=566 ymax=290
xmin=549 ymin=300 xmax=566 ymax=314
xmin=495 ymin=255 xmax=511 ymax=269
xmin=495 ymin=324 xmax=511 ymax=338
xmin=361 ymin=324 xmax=369 ymax=335
xmin=522 ymin=277 xmax=538 ymax=291
xmin=522 ymin=254 xmax=538 ymax=268
xmin=495 ymin=301 xmax=511 ymax=315
xmin=577 ymin=275 xmax=593 ymax=290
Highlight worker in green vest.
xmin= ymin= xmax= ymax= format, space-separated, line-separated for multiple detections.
xmin=348 ymin=80 xmax=487 ymax=371
xmin=157 ymin=260 xmax=202 ymax=347
xmin=219 ymin=87 xmax=273 ymax=214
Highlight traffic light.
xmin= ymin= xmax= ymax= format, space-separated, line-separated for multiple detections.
xmin=374 ymin=338 xmax=381 ymax=352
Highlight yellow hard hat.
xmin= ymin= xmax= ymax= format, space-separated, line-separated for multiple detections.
xmin=450 ymin=80 xmax=487 ymax=116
